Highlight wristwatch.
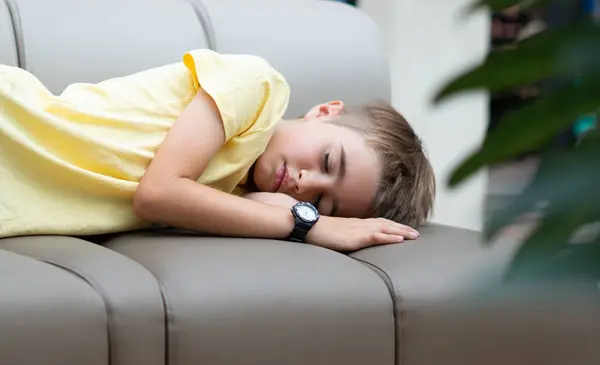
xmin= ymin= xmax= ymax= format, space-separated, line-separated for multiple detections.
xmin=288 ymin=202 xmax=320 ymax=243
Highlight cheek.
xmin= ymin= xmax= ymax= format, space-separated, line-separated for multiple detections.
xmin=251 ymin=156 xmax=268 ymax=192
xmin=275 ymin=131 xmax=318 ymax=161
xmin=290 ymin=143 xmax=321 ymax=168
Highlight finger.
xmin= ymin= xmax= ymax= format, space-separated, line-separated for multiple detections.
xmin=381 ymin=225 xmax=419 ymax=240
xmin=368 ymin=232 xmax=405 ymax=245
xmin=394 ymin=222 xmax=419 ymax=235
xmin=376 ymin=218 xmax=419 ymax=236
xmin=396 ymin=224 xmax=419 ymax=237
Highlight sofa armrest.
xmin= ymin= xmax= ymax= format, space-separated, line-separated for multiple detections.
xmin=0 ymin=236 xmax=165 ymax=365
xmin=351 ymin=224 xmax=600 ymax=365
xmin=351 ymin=224 xmax=519 ymax=300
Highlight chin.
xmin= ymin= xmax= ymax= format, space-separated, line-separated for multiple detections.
xmin=251 ymin=172 xmax=264 ymax=192
xmin=251 ymin=165 xmax=268 ymax=193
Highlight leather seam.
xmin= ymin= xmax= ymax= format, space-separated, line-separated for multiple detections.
xmin=21 ymin=254 xmax=171 ymax=365
xmin=185 ymin=0 xmax=217 ymax=50
xmin=25 ymin=256 xmax=114 ymax=365
xmin=151 ymin=277 xmax=171 ymax=365
xmin=353 ymin=257 xmax=404 ymax=365
xmin=4 ymin=0 xmax=25 ymax=68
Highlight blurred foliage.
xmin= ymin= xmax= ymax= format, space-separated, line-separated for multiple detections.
xmin=466 ymin=0 xmax=554 ymax=14
xmin=435 ymin=0 xmax=600 ymax=280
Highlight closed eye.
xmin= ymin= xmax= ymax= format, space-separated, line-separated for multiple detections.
xmin=322 ymin=152 xmax=330 ymax=173
xmin=314 ymin=151 xmax=330 ymax=210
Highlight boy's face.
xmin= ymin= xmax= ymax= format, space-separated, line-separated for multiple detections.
xmin=253 ymin=101 xmax=381 ymax=218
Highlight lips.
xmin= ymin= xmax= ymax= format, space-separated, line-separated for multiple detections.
xmin=273 ymin=163 xmax=287 ymax=192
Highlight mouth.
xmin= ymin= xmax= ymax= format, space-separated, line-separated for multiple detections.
xmin=273 ymin=163 xmax=288 ymax=192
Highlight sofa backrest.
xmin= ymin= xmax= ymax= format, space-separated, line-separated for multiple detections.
xmin=197 ymin=0 xmax=390 ymax=117
xmin=1 ymin=0 xmax=390 ymax=119
xmin=2 ymin=0 xmax=211 ymax=93
xmin=0 ymin=0 xmax=17 ymax=66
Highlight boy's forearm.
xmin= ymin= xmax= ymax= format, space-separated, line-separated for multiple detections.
xmin=134 ymin=178 xmax=295 ymax=239
xmin=243 ymin=192 xmax=299 ymax=208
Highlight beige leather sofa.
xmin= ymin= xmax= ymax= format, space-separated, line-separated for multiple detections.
xmin=1 ymin=0 xmax=599 ymax=365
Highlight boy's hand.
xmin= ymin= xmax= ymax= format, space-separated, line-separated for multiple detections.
xmin=245 ymin=193 xmax=418 ymax=252
xmin=244 ymin=192 xmax=299 ymax=208
xmin=306 ymin=216 xmax=418 ymax=252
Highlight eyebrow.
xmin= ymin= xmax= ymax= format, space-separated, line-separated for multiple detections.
xmin=330 ymin=144 xmax=346 ymax=217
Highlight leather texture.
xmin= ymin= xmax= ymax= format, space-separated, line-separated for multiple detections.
xmin=6 ymin=0 xmax=210 ymax=94
xmin=351 ymin=224 xmax=520 ymax=300
xmin=2 ymin=0 xmax=599 ymax=364
xmin=447 ymin=279 xmax=600 ymax=365
xmin=0 ymin=0 xmax=17 ymax=66
xmin=0 ymin=247 xmax=108 ymax=365
xmin=0 ymin=236 xmax=165 ymax=365
xmin=105 ymin=232 xmax=395 ymax=365
xmin=354 ymin=225 xmax=600 ymax=365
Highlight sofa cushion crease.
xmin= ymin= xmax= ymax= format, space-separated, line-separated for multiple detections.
xmin=0 ymin=0 xmax=19 ymax=66
xmin=0 ymin=247 xmax=109 ymax=365
xmin=0 ymin=235 xmax=165 ymax=365
xmin=105 ymin=232 xmax=396 ymax=365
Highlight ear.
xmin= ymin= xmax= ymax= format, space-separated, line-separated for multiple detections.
xmin=303 ymin=101 xmax=345 ymax=121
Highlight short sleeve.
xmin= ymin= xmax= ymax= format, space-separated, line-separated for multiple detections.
xmin=183 ymin=49 xmax=290 ymax=142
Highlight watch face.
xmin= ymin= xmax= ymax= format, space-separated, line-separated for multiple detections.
xmin=297 ymin=204 xmax=318 ymax=222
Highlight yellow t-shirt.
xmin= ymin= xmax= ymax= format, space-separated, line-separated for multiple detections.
xmin=0 ymin=49 xmax=290 ymax=238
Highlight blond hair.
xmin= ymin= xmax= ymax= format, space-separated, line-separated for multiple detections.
xmin=333 ymin=101 xmax=435 ymax=228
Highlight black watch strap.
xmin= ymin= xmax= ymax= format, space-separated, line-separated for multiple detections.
xmin=288 ymin=221 xmax=312 ymax=243
xmin=288 ymin=202 xmax=319 ymax=243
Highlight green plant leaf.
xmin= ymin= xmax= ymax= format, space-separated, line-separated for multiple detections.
xmin=465 ymin=0 xmax=561 ymax=15
xmin=507 ymin=236 xmax=600 ymax=280
xmin=493 ymin=131 xmax=600 ymax=279
xmin=448 ymin=82 xmax=600 ymax=187
xmin=507 ymin=222 xmax=600 ymax=280
xmin=434 ymin=24 xmax=600 ymax=103
xmin=483 ymin=154 xmax=556 ymax=241
xmin=484 ymin=129 xmax=600 ymax=241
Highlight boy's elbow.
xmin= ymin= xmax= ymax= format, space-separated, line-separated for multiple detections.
xmin=133 ymin=181 xmax=166 ymax=222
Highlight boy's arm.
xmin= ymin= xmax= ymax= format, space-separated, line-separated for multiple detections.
xmin=243 ymin=192 xmax=299 ymax=209
xmin=134 ymin=89 xmax=417 ymax=249
xmin=133 ymin=90 xmax=294 ymax=239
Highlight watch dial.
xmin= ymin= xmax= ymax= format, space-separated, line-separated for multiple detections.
xmin=298 ymin=206 xmax=316 ymax=221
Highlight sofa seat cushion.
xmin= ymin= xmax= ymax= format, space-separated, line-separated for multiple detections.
xmin=350 ymin=224 xmax=519 ymax=365
xmin=0 ymin=246 xmax=108 ymax=365
xmin=105 ymin=232 xmax=396 ymax=365
xmin=351 ymin=224 xmax=519 ymax=301
xmin=0 ymin=235 xmax=165 ymax=365
xmin=351 ymin=224 xmax=600 ymax=365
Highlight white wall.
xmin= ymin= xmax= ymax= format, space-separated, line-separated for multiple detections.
xmin=359 ymin=0 xmax=490 ymax=231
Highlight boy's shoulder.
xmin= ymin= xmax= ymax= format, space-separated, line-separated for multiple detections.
xmin=185 ymin=49 xmax=287 ymax=82
xmin=183 ymin=49 xmax=291 ymax=140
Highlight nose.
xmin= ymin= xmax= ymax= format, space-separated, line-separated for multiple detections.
xmin=293 ymin=169 xmax=330 ymax=199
